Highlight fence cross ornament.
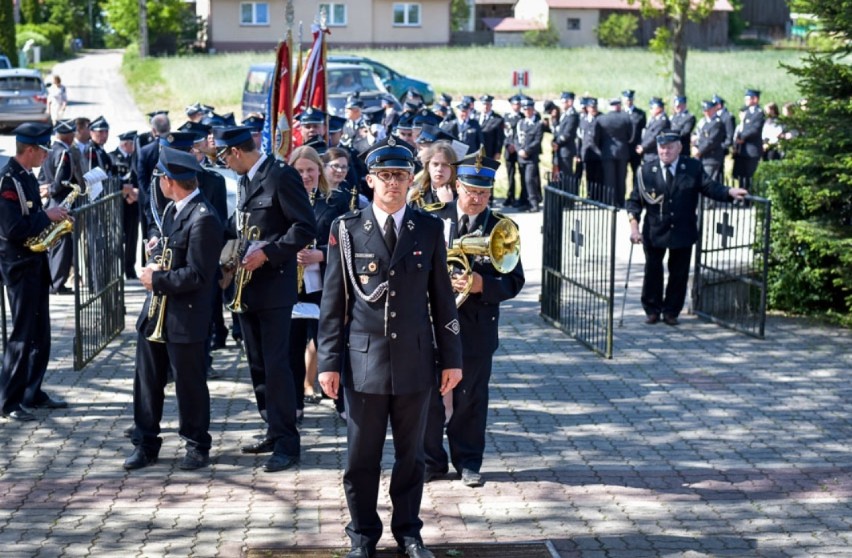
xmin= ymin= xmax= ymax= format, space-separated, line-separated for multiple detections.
xmin=716 ymin=212 xmax=735 ymax=249
xmin=571 ymin=219 xmax=585 ymax=257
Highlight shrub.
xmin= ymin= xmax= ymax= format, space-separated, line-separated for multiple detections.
xmin=596 ymin=14 xmax=639 ymax=47
xmin=17 ymin=22 xmax=66 ymax=58
xmin=524 ymin=20 xmax=559 ymax=48
xmin=15 ymin=29 xmax=53 ymax=59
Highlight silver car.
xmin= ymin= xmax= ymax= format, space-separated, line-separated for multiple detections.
xmin=0 ymin=68 xmax=50 ymax=129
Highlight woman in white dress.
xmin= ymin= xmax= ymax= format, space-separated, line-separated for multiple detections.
xmin=47 ymin=75 xmax=67 ymax=123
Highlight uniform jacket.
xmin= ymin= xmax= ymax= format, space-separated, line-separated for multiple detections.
xmin=40 ymin=141 xmax=84 ymax=201
xmin=302 ymin=189 xmax=351 ymax=302
xmin=516 ymin=117 xmax=544 ymax=164
xmin=554 ymin=107 xmax=580 ymax=159
xmin=451 ymin=117 xmax=483 ymax=155
xmin=317 ymin=205 xmax=462 ymax=395
xmin=670 ymin=110 xmax=696 ymax=153
xmin=718 ymin=108 xmax=735 ymax=152
xmin=433 ymin=203 xmax=525 ymax=357
xmin=640 ymin=113 xmax=672 ymax=160
xmin=626 ymin=156 xmax=731 ymax=250
xmin=109 ymin=147 xmax=137 ymax=186
xmin=198 ymin=168 xmax=229 ymax=225
xmin=479 ymin=111 xmax=505 ymax=158
xmin=579 ymin=114 xmax=601 ymax=161
xmin=0 ymin=158 xmax=51 ymax=271
xmin=503 ymin=110 xmax=523 ymax=157
xmin=738 ymin=105 xmax=765 ymax=159
xmin=596 ymin=110 xmax=633 ymax=161
xmin=695 ymin=116 xmax=727 ymax=163
xmin=232 ymin=157 xmax=317 ymax=310
xmin=136 ymin=141 xmax=160 ymax=238
xmin=626 ymin=106 xmax=646 ymax=150
xmin=137 ymin=194 xmax=224 ymax=343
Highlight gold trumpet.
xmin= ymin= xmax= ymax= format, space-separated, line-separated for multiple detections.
xmin=297 ymin=188 xmax=318 ymax=293
xmin=226 ymin=219 xmax=261 ymax=314
xmin=448 ymin=219 xmax=521 ymax=307
xmin=146 ymin=237 xmax=173 ymax=343
xmin=25 ymin=183 xmax=82 ymax=252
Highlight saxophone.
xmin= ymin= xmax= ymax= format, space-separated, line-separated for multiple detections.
xmin=297 ymin=188 xmax=318 ymax=293
xmin=146 ymin=237 xmax=173 ymax=343
xmin=25 ymin=183 xmax=82 ymax=252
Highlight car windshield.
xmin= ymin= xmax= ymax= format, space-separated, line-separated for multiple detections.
xmin=328 ymin=68 xmax=383 ymax=95
xmin=244 ymin=69 xmax=271 ymax=94
xmin=0 ymin=77 xmax=43 ymax=91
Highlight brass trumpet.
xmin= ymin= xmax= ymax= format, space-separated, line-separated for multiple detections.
xmin=226 ymin=218 xmax=261 ymax=314
xmin=448 ymin=218 xmax=521 ymax=307
xmin=146 ymin=237 xmax=173 ymax=343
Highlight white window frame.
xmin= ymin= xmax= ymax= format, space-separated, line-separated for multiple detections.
xmin=393 ymin=3 xmax=421 ymax=27
xmin=240 ymin=2 xmax=269 ymax=26
xmin=319 ymin=3 xmax=348 ymax=27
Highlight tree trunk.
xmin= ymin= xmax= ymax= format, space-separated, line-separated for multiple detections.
xmin=671 ymin=11 xmax=687 ymax=97
xmin=138 ymin=0 xmax=149 ymax=58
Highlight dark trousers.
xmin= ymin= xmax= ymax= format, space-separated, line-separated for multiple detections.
xmin=123 ymin=200 xmax=140 ymax=277
xmin=48 ymin=233 xmax=73 ymax=292
xmin=343 ymin=389 xmax=430 ymax=551
xmin=521 ymin=161 xmax=542 ymax=204
xmin=702 ymin=159 xmax=723 ymax=183
xmin=0 ymin=259 xmax=51 ymax=413
xmin=132 ymin=332 xmax=211 ymax=455
xmin=504 ymin=152 xmax=528 ymax=203
xmin=424 ymin=354 xmax=492 ymax=475
xmin=289 ymin=317 xmax=318 ymax=412
xmin=601 ymin=157 xmax=628 ymax=207
xmin=641 ymin=244 xmax=694 ymax=318
xmin=239 ymin=306 xmax=299 ymax=456
xmin=629 ymin=149 xmax=642 ymax=177
xmin=583 ymin=154 xmax=603 ymax=188
xmin=556 ymin=152 xmax=574 ymax=179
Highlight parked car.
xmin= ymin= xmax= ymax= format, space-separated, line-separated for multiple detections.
xmin=0 ymin=55 xmax=12 ymax=69
xmin=328 ymin=54 xmax=434 ymax=105
xmin=0 ymin=68 xmax=50 ymax=129
xmin=242 ymin=61 xmax=401 ymax=122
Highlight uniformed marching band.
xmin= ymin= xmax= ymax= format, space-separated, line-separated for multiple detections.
xmin=2 ymin=83 xmax=780 ymax=558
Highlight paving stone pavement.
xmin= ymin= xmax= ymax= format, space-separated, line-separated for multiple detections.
xmin=0 ymin=208 xmax=849 ymax=558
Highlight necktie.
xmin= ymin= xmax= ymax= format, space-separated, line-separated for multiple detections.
xmin=458 ymin=214 xmax=470 ymax=237
xmin=383 ymin=215 xmax=397 ymax=254
xmin=665 ymin=165 xmax=674 ymax=189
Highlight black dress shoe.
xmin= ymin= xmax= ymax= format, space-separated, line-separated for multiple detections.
xmin=263 ymin=453 xmax=299 ymax=473
xmin=123 ymin=447 xmax=157 ymax=470
xmin=241 ymin=438 xmax=275 ymax=454
xmin=645 ymin=314 xmax=660 ymax=325
xmin=502 ymin=198 xmax=515 ymax=207
xmin=460 ymin=468 xmax=483 ymax=487
xmin=124 ymin=424 xmax=135 ymax=438
xmin=424 ymin=468 xmax=447 ymax=483
xmin=529 ymin=202 xmax=540 ymax=212
xmin=26 ymin=395 xmax=68 ymax=409
xmin=345 ymin=547 xmax=374 ymax=558
xmin=397 ymin=541 xmax=435 ymax=558
xmin=3 ymin=407 xmax=36 ymax=422
xmin=663 ymin=315 xmax=679 ymax=326
xmin=50 ymin=286 xmax=73 ymax=295
xmin=179 ymin=448 xmax=210 ymax=470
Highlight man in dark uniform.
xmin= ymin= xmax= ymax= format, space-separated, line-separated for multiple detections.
xmin=123 ymin=147 xmax=224 ymax=471
xmin=734 ymin=88 xmax=765 ymax=190
xmin=623 ymin=90 xmax=646 ymax=176
xmin=516 ymin=98 xmax=544 ymax=212
xmin=449 ymin=101 xmax=482 ymax=155
xmin=423 ymin=149 xmax=525 ymax=488
xmin=553 ymin=91 xmax=579 ymax=181
xmin=295 ymin=107 xmax=328 ymax=152
xmin=0 ymin=123 xmax=70 ymax=421
xmin=670 ymin=96 xmax=696 ymax=154
xmin=380 ymin=94 xmax=400 ymax=135
xmin=502 ymin=95 xmax=526 ymax=208
xmin=477 ymin=95 xmax=504 ymax=159
xmin=578 ymin=97 xmax=603 ymax=189
xmin=317 ymin=137 xmax=463 ymax=558
xmin=694 ymin=100 xmax=727 ymax=183
xmin=437 ymin=92 xmax=456 ymax=125
xmin=713 ymin=94 xmax=735 ymax=170
xmin=637 ymin=97 xmax=671 ymax=165
xmin=596 ymin=98 xmax=633 ymax=206
xmin=137 ymin=112 xmax=171 ymax=246
xmin=88 ymin=116 xmax=116 ymax=174
xmin=626 ymin=132 xmax=747 ymax=326
xmin=341 ymin=96 xmax=370 ymax=154
xmin=214 ymin=126 xmax=317 ymax=472
xmin=110 ymin=130 xmax=141 ymax=279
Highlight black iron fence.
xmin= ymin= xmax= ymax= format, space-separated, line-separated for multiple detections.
xmin=692 ymin=195 xmax=771 ymax=338
xmin=541 ymin=174 xmax=619 ymax=358
xmin=72 ymin=186 xmax=126 ymax=370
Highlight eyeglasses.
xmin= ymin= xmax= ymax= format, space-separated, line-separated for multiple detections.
xmin=371 ymin=170 xmax=410 ymax=183
xmin=216 ymin=147 xmax=231 ymax=159
xmin=459 ymin=185 xmax=491 ymax=200
xmin=327 ymin=163 xmax=348 ymax=172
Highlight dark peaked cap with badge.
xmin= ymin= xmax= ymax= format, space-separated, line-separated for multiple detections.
xmin=159 ymin=131 xmax=197 ymax=150
xmin=118 ymin=130 xmax=138 ymax=141
xmin=54 ymin=119 xmax=76 ymax=135
xmin=454 ymin=147 xmax=500 ymax=188
xmin=360 ymin=136 xmax=416 ymax=169
xmin=656 ymin=132 xmax=681 ymax=145
xmin=212 ymin=126 xmax=255 ymax=148
xmin=90 ymin=116 xmax=109 ymax=131
xmin=156 ymin=146 xmax=203 ymax=180
xmin=14 ymin=122 xmax=52 ymax=148
xmin=295 ymin=108 xmax=326 ymax=124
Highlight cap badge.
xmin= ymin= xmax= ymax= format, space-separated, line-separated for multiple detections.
xmin=167 ymin=134 xmax=174 ymax=143
xmin=387 ymin=137 xmax=396 ymax=147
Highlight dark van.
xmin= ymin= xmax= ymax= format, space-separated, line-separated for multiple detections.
xmin=241 ymin=63 xmax=274 ymax=119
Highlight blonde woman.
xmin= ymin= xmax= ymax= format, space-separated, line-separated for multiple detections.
xmin=47 ymin=75 xmax=67 ymax=122
xmin=408 ymin=141 xmax=458 ymax=208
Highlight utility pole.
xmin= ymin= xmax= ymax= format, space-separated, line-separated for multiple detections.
xmin=138 ymin=0 xmax=149 ymax=58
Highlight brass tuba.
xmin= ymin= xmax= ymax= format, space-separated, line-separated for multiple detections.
xmin=226 ymin=215 xmax=261 ymax=314
xmin=448 ymin=218 xmax=521 ymax=307
xmin=146 ymin=237 xmax=173 ymax=343
xmin=25 ymin=183 xmax=82 ymax=252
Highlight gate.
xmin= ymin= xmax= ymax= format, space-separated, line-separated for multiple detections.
xmin=692 ymin=195 xmax=771 ymax=338
xmin=541 ymin=175 xmax=619 ymax=358
xmin=72 ymin=186 xmax=126 ymax=370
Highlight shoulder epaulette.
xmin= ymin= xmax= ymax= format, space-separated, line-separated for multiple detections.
xmin=341 ymin=209 xmax=361 ymax=219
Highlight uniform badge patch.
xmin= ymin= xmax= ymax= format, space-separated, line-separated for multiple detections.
xmin=26 ymin=201 xmax=33 ymax=208
xmin=406 ymin=219 xmax=415 ymax=231
xmin=329 ymin=231 xmax=337 ymax=247
xmin=445 ymin=319 xmax=461 ymax=335
xmin=359 ymin=275 xmax=369 ymax=285
xmin=364 ymin=220 xmax=373 ymax=232
xmin=1 ymin=190 xmax=18 ymax=201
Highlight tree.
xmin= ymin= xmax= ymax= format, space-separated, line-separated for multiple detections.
xmin=105 ymin=0 xmax=188 ymax=51
xmin=627 ymin=0 xmax=715 ymax=96
xmin=20 ymin=0 xmax=43 ymax=24
xmin=597 ymin=13 xmax=639 ymax=47
xmin=757 ymin=0 xmax=852 ymax=325
xmin=0 ymin=0 xmax=16 ymax=67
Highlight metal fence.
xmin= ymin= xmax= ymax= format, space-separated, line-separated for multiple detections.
xmin=692 ymin=195 xmax=771 ymax=338
xmin=72 ymin=187 xmax=126 ymax=370
xmin=541 ymin=174 xmax=619 ymax=358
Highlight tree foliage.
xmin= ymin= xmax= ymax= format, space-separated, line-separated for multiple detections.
xmin=627 ymin=0 xmax=716 ymax=96
xmin=450 ymin=0 xmax=471 ymax=33
xmin=524 ymin=20 xmax=559 ymax=48
xmin=597 ymin=13 xmax=639 ymax=47
xmin=757 ymin=0 xmax=852 ymax=325
xmin=20 ymin=0 xmax=43 ymax=25
xmin=0 ymin=0 xmax=16 ymax=66
xmin=105 ymin=0 xmax=193 ymax=52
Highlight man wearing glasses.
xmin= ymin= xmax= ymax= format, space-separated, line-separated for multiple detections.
xmin=317 ymin=137 xmax=463 ymax=558
xmin=423 ymin=149 xmax=526 ymax=488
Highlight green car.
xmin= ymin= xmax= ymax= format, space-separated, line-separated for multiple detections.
xmin=328 ymin=54 xmax=434 ymax=106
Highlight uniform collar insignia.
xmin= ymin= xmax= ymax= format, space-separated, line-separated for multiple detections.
xmin=364 ymin=219 xmax=373 ymax=232
xmin=652 ymin=166 xmax=658 ymax=173
xmin=406 ymin=219 xmax=415 ymax=231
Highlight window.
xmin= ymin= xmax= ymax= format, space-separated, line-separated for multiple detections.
xmin=319 ymin=3 xmax=347 ymax=26
xmin=567 ymin=18 xmax=580 ymax=30
xmin=393 ymin=3 xmax=421 ymax=27
xmin=240 ymin=2 xmax=269 ymax=25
